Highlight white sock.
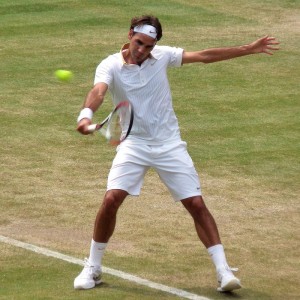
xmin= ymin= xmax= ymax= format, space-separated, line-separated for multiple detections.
xmin=88 ymin=239 xmax=107 ymax=267
xmin=207 ymin=244 xmax=228 ymax=270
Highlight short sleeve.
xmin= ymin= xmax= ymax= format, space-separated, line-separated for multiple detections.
xmin=167 ymin=46 xmax=184 ymax=67
xmin=94 ymin=56 xmax=114 ymax=86
xmin=151 ymin=46 xmax=184 ymax=68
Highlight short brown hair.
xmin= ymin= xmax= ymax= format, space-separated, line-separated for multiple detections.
xmin=130 ymin=15 xmax=163 ymax=41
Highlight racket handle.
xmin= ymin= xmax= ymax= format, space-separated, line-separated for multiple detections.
xmin=87 ymin=124 xmax=99 ymax=133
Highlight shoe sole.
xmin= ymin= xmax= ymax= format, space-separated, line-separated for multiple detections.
xmin=217 ymin=278 xmax=241 ymax=292
xmin=74 ymin=279 xmax=102 ymax=290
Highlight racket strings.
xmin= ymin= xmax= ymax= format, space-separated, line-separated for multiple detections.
xmin=108 ymin=105 xmax=132 ymax=143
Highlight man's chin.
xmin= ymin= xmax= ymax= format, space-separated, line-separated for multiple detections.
xmin=133 ymin=54 xmax=147 ymax=64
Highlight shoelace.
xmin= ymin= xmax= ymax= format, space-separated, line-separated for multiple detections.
xmin=82 ymin=258 xmax=96 ymax=275
xmin=230 ymin=267 xmax=239 ymax=272
xmin=83 ymin=258 xmax=92 ymax=267
xmin=218 ymin=264 xmax=239 ymax=273
xmin=217 ymin=265 xmax=239 ymax=282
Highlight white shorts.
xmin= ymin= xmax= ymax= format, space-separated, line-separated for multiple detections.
xmin=107 ymin=140 xmax=201 ymax=201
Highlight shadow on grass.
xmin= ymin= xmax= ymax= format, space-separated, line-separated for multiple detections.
xmin=183 ymin=286 xmax=273 ymax=300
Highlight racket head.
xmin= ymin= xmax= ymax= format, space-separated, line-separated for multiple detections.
xmin=105 ymin=101 xmax=134 ymax=145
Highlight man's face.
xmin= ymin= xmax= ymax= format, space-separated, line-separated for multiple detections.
xmin=128 ymin=31 xmax=156 ymax=64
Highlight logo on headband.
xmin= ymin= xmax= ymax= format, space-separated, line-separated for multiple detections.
xmin=133 ymin=25 xmax=157 ymax=39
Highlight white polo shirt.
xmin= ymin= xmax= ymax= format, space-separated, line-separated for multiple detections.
xmin=94 ymin=44 xmax=184 ymax=144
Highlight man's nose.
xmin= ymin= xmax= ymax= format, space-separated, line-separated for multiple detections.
xmin=138 ymin=45 xmax=146 ymax=54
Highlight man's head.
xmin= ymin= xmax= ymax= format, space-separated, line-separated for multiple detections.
xmin=130 ymin=15 xmax=162 ymax=41
xmin=126 ymin=15 xmax=162 ymax=65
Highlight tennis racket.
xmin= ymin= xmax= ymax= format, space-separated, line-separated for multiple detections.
xmin=87 ymin=101 xmax=134 ymax=145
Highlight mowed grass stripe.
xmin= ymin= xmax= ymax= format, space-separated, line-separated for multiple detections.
xmin=0 ymin=235 xmax=211 ymax=300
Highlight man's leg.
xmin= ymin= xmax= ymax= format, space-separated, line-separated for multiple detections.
xmin=93 ymin=189 xmax=128 ymax=242
xmin=74 ymin=189 xmax=128 ymax=290
xmin=181 ymin=196 xmax=241 ymax=292
xmin=181 ymin=196 xmax=220 ymax=247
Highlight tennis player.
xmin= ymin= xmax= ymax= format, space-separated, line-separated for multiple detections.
xmin=74 ymin=15 xmax=279 ymax=292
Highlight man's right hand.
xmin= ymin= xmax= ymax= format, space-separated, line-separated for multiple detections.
xmin=77 ymin=118 xmax=92 ymax=135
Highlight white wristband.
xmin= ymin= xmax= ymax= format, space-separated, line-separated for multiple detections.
xmin=77 ymin=108 xmax=93 ymax=123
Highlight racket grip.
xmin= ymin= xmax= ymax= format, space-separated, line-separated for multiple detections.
xmin=87 ymin=124 xmax=98 ymax=133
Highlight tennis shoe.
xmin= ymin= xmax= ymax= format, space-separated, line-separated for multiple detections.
xmin=217 ymin=265 xmax=241 ymax=292
xmin=74 ymin=258 xmax=102 ymax=290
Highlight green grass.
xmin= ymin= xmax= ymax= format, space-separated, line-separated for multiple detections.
xmin=0 ymin=244 xmax=179 ymax=300
xmin=0 ymin=0 xmax=299 ymax=299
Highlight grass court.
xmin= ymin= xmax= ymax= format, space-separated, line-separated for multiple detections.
xmin=0 ymin=0 xmax=299 ymax=299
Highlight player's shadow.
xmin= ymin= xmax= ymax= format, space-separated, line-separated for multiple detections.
xmin=185 ymin=286 xmax=273 ymax=300
xmin=94 ymin=282 xmax=273 ymax=299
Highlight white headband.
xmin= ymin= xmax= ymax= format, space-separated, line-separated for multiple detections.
xmin=133 ymin=24 xmax=157 ymax=39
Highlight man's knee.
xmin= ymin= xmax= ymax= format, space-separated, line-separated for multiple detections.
xmin=101 ymin=189 xmax=127 ymax=214
xmin=181 ymin=196 xmax=208 ymax=215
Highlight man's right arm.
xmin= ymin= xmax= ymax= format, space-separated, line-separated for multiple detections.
xmin=76 ymin=82 xmax=108 ymax=135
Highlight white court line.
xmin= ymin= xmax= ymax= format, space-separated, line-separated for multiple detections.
xmin=0 ymin=235 xmax=212 ymax=300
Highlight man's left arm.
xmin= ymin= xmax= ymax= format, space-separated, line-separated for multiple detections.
xmin=182 ymin=36 xmax=279 ymax=64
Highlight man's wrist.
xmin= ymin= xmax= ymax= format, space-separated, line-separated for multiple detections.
xmin=77 ymin=108 xmax=93 ymax=123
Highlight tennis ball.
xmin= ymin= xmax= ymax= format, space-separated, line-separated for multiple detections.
xmin=55 ymin=69 xmax=73 ymax=82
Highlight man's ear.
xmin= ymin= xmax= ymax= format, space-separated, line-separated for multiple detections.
xmin=128 ymin=29 xmax=134 ymax=40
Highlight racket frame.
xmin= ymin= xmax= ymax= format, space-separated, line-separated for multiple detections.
xmin=87 ymin=101 xmax=134 ymax=144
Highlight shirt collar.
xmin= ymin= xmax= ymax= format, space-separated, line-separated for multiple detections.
xmin=120 ymin=43 xmax=157 ymax=65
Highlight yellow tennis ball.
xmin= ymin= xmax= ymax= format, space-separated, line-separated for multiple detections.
xmin=55 ymin=69 xmax=73 ymax=82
